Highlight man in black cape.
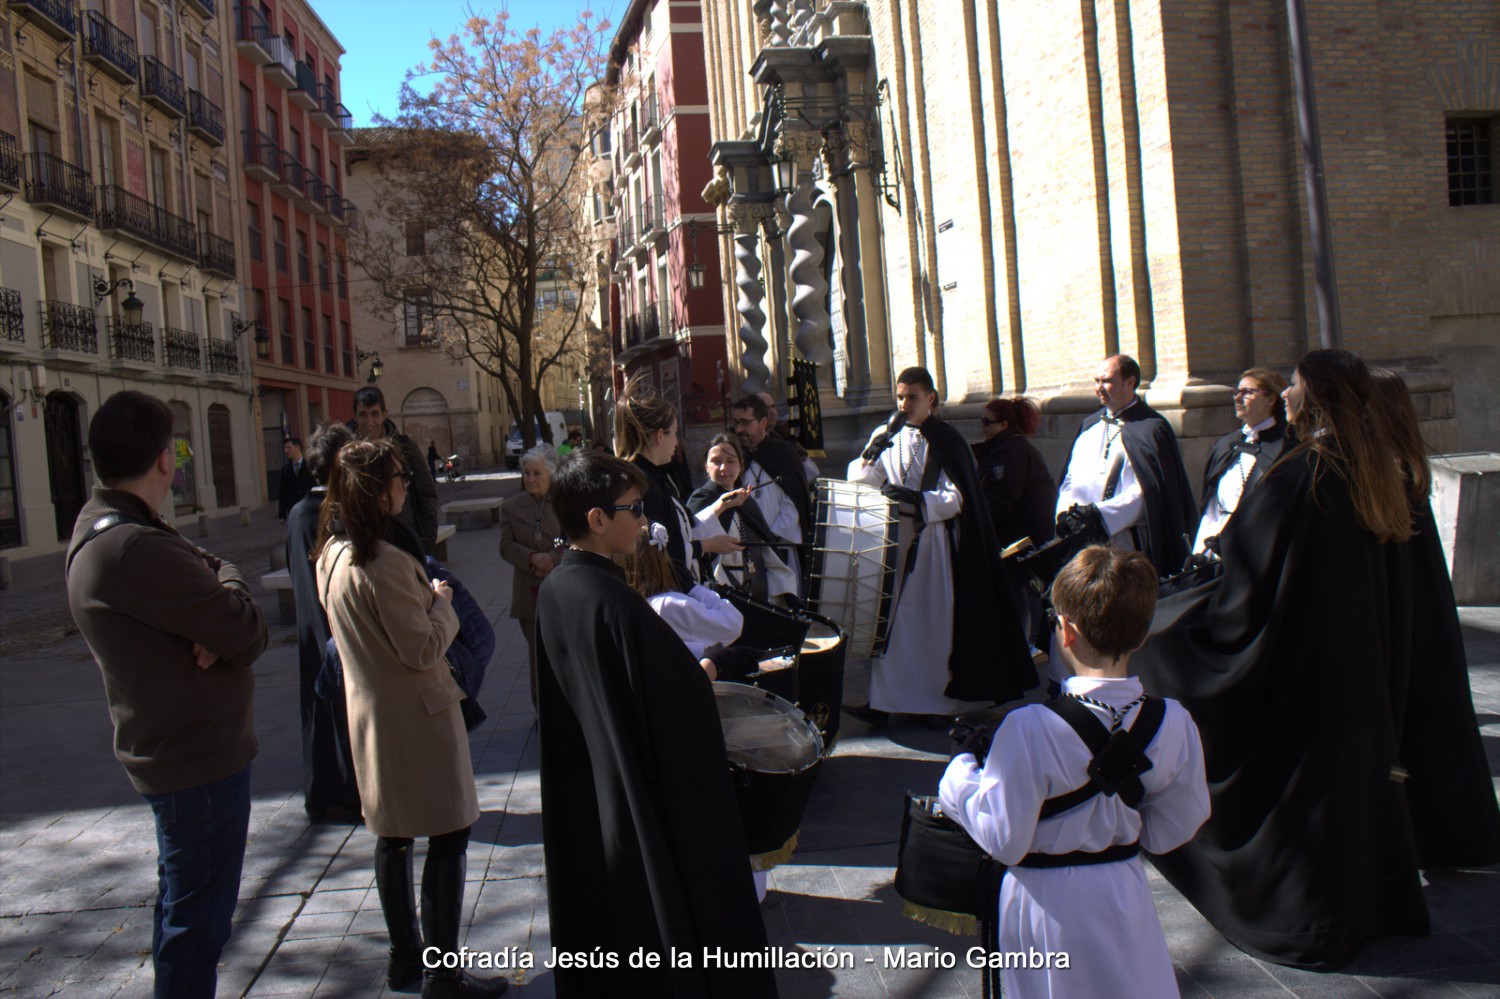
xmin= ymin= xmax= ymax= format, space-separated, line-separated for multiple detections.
xmin=1056 ymin=355 xmax=1196 ymax=576
xmin=1134 ymin=442 xmax=1429 ymax=969
xmin=731 ymin=394 xmax=813 ymax=588
xmin=535 ymin=451 xmax=775 ymax=998
xmin=847 ymin=367 xmax=1035 ymax=717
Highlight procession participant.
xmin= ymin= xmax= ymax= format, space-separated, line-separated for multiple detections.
xmin=1368 ymin=367 xmax=1500 ymax=869
xmin=1056 ymin=355 xmax=1196 ymax=576
xmin=1136 ymin=349 xmax=1430 ymax=969
xmin=616 ymin=385 xmax=741 ymax=587
xmin=67 ymin=391 xmax=269 ymax=999
xmin=732 ymin=394 xmax=814 ymax=587
xmin=756 ymin=390 xmax=820 ymax=483
xmin=499 ymin=446 xmax=563 ymax=709
xmin=286 ymin=423 xmax=361 ymax=822
xmin=688 ymin=432 xmax=800 ymax=604
xmin=847 ymin=367 xmax=1034 ymax=722
xmin=535 ymin=451 xmax=776 ymax=998
xmin=350 ymin=386 xmax=439 ymax=555
xmin=1191 ymin=368 xmax=1290 ymax=555
xmin=941 ymin=546 xmax=1208 ymax=999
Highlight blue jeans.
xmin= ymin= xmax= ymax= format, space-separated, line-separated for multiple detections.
xmin=141 ymin=764 xmax=252 ymax=999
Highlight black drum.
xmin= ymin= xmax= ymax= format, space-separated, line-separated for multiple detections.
xmin=715 ymin=586 xmax=808 ymax=703
xmin=713 ymin=682 xmax=825 ymax=862
xmin=797 ymin=612 xmax=847 ymax=747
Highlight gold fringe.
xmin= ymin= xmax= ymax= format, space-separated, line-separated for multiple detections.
xmin=749 ymin=832 xmax=799 ymax=871
xmin=901 ymin=900 xmax=977 ymax=937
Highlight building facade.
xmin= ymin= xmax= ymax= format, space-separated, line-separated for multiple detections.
xmin=700 ymin=0 xmax=1499 ymax=474
xmin=232 ymin=0 xmax=355 ymax=498
xmin=1 ymin=0 xmax=254 ymax=561
xmin=602 ymin=0 xmax=731 ymax=462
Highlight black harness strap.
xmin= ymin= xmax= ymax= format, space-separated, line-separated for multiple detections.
xmin=1015 ymin=842 xmax=1140 ymax=869
xmin=1037 ymin=695 xmax=1166 ymax=819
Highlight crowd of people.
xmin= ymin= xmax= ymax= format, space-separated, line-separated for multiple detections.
xmin=60 ymin=345 xmax=1499 ymax=998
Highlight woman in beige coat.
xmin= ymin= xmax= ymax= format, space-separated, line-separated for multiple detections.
xmin=498 ymin=445 xmax=561 ymax=707
xmin=315 ymin=440 xmax=505 ymax=999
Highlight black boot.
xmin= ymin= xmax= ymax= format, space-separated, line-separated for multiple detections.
xmin=420 ymin=851 xmax=508 ymax=999
xmin=374 ymin=838 xmax=424 ymax=992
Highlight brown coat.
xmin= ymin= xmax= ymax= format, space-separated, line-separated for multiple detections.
xmin=316 ymin=538 xmax=476 ymax=838
xmin=499 ymin=491 xmax=561 ymax=621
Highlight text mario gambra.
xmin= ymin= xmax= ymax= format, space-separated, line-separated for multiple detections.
xmin=426 ymin=945 xmax=1071 ymax=971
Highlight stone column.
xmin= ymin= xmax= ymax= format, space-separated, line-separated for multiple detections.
xmin=824 ymin=125 xmax=871 ymax=394
xmin=730 ymin=202 xmax=773 ymax=396
xmin=781 ymin=133 xmax=832 ymax=364
xmin=788 ymin=0 xmax=814 ymax=35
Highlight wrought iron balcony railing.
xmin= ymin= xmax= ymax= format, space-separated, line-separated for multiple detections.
xmin=233 ymin=6 xmax=270 ymax=58
xmin=25 ymin=152 xmax=94 ymax=221
xmin=310 ymin=83 xmax=339 ymax=128
xmin=273 ymin=151 xmax=305 ymax=196
xmin=263 ymin=36 xmax=298 ymax=87
xmin=1 ymin=289 xmax=24 ymax=344
xmin=108 ymin=318 xmax=156 ymax=363
xmin=141 ymin=55 xmax=187 ymax=118
xmin=187 ymin=90 xmax=225 ymax=145
xmin=183 ymin=0 xmax=215 ymax=18
xmin=205 ymin=338 xmax=239 ymax=375
xmin=291 ymin=61 xmax=320 ymax=111
xmin=200 ymin=231 xmax=236 ymax=278
xmin=242 ymin=129 xmax=281 ymax=182
xmin=9 ymin=0 xmax=77 ymax=41
xmin=162 ymin=327 xmax=201 ymax=369
xmin=39 ymin=301 xmax=98 ymax=354
xmin=0 ymin=132 xmax=19 ymax=193
xmin=81 ymin=9 xmax=138 ymax=84
xmin=96 ymin=185 xmax=199 ymax=261
xmin=624 ymin=303 xmax=659 ymax=347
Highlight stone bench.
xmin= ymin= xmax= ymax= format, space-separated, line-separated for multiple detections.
xmin=433 ymin=523 xmax=457 ymax=561
xmin=440 ymin=497 xmax=505 ymax=531
xmin=260 ymin=568 xmax=295 ymax=625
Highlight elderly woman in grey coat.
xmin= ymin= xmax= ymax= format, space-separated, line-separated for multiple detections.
xmin=499 ymin=445 xmax=562 ymax=707
xmin=315 ymin=439 xmax=506 ymax=999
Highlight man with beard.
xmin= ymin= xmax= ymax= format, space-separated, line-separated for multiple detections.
xmin=730 ymin=394 xmax=812 ymax=594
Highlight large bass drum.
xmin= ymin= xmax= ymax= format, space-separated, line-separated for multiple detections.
xmin=713 ymin=682 xmax=825 ymax=866
xmin=808 ymin=479 xmax=898 ymax=660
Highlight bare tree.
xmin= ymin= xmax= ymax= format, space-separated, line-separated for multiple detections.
xmin=349 ymin=7 xmax=611 ymax=447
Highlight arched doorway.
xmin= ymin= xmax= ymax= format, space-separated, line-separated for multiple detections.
xmin=400 ymin=387 xmax=454 ymax=457
xmin=207 ymin=404 xmax=237 ymax=508
xmin=44 ymin=392 xmax=86 ymax=541
xmin=0 ymin=390 xmax=20 ymax=548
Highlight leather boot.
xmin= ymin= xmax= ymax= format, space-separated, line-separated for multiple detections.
xmin=374 ymin=839 xmax=424 ymax=992
xmin=420 ymin=852 xmax=508 ymax=998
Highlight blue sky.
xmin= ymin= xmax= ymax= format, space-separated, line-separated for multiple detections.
xmin=316 ymin=1 xmax=623 ymax=126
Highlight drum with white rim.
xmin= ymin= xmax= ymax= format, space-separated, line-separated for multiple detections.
xmin=713 ymin=681 xmax=825 ymax=864
xmin=808 ymin=478 xmax=898 ymax=660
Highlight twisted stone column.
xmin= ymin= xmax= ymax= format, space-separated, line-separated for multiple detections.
xmin=788 ymin=0 xmax=814 ymax=34
xmin=785 ymin=169 xmax=832 ymax=363
xmin=730 ymin=203 xmax=772 ymax=396
xmin=823 ymin=128 xmax=871 ymax=392
xmin=768 ymin=0 xmax=792 ymax=45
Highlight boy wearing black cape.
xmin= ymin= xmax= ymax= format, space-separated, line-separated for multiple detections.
xmin=534 ymin=451 xmax=776 ymax=998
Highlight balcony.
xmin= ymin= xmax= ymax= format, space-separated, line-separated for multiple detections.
xmin=290 ymin=61 xmax=319 ymax=111
xmin=200 ymin=231 xmax=236 ymax=279
xmin=298 ymin=170 xmax=326 ymax=213
xmin=1 ymin=289 xmax=24 ymax=345
xmin=187 ymin=90 xmax=225 ymax=146
xmin=310 ymin=85 xmax=338 ymax=129
xmin=233 ymin=6 xmax=271 ymax=61
xmin=641 ymin=96 xmax=662 ymax=145
xmin=0 ymin=132 xmax=19 ymax=194
xmin=271 ymin=151 xmax=304 ymax=199
xmin=108 ymin=318 xmax=156 ymax=363
xmin=328 ymin=104 xmax=355 ymax=145
xmin=140 ymin=56 xmax=187 ymax=119
xmin=9 ymin=0 xmax=76 ymax=41
xmin=205 ymin=338 xmax=239 ymax=376
xmin=39 ymin=301 xmax=98 ymax=354
xmin=328 ymin=197 xmax=358 ymax=229
xmin=183 ymin=0 xmax=215 ymax=18
xmin=622 ymin=128 xmax=640 ymax=171
xmin=81 ymin=10 xmax=137 ymax=85
xmin=162 ymin=327 xmax=201 ymax=371
xmin=623 ymin=303 xmax=659 ymax=348
xmin=263 ymin=36 xmax=298 ymax=89
xmin=242 ymin=130 xmax=280 ymax=183
xmin=96 ymin=185 xmax=199 ymax=261
xmin=25 ymin=152 xmax=94 ymax=222
xmin=636 ymin=195 xmax=666 ymax=251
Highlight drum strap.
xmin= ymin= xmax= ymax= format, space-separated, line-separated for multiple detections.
xmin=1036 ymin=696 xmax=1166 ymax=819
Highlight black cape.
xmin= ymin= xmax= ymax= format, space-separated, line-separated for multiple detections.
xmin=742 ymin=435 xmax=813 ymax=542
xmin=633 ymin=454 xmax=697 ymax=590
xmin=535 ymin=550 xmax=776 ymax=998
xmin=1065 ymin=399 xmax=1197 ymax=576
xmin=1135 ymin=445 xmax=1429 ymax=969
xmin=686 ymin=480 xmax=781 ymax=544
xmin=915 ymin=417 xmax=1036 ymax=703
xmin=971 ymin=429 xmax=1057 ymax=549
xmin=285 ymin=491 xmax=360 ymax=814
xmin=1396 ymin=505 xmax=1500 ymax=868
xmin=1198 ymin=422 xmax=1289 ymax=519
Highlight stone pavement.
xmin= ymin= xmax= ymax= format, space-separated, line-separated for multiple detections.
xmin=1 ymin=472 xmax=1497 ymax=998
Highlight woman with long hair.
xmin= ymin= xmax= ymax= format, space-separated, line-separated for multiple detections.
xmin=688 ymin=433 xmax=800 ymax=604
xmin=616 ymin=382 xmax=741 ymax=587
xmin=1367 ymin=368 xmax=1500 ymax=869
xmin=1192 ymin=368 xmax=1291 ymax=555
xmin=1137 ymin=349 xmax=1430 ymax=970
xmin=314 ymin=440 xmax=506 ymax=999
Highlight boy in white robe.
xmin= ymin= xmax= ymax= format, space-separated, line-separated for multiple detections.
xmin=940 ymin=546 xmax=1209 ymax=998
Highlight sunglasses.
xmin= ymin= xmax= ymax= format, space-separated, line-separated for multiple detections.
xmin=598 ymin=500 xmax=646 ymax=519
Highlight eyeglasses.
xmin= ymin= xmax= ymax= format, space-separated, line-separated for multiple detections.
xmin=979 ymin=417 xmax=1001 ymax=426
xmin=389 ymin=469 xmax=413 ymax=483
xmin=1232 ymin=388 xmax=1265 ymax=398
xmin=730 ymin=417 xmax=761 ymax=429
xmin=597 ymin=501 xmax=646 ymax=519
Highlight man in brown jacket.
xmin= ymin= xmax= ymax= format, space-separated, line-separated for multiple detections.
xmin=66 ymin=391 xmax=268 ymax=999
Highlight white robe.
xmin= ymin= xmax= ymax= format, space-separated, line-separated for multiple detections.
xmin=1192 ymin=417 xmax=1275 ymax=555
xmin=939 ymin=675 xmax=1209 ymax=999
xmin=744 ymin=458 xmax=805 ymax=588
xmin=847 ymin=424 xmax=981 ymax=715
xmin=647 ymin=585 xmax=744 ymax=660
xmin=1056 ymin=405 xmax=1146 ymax=548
